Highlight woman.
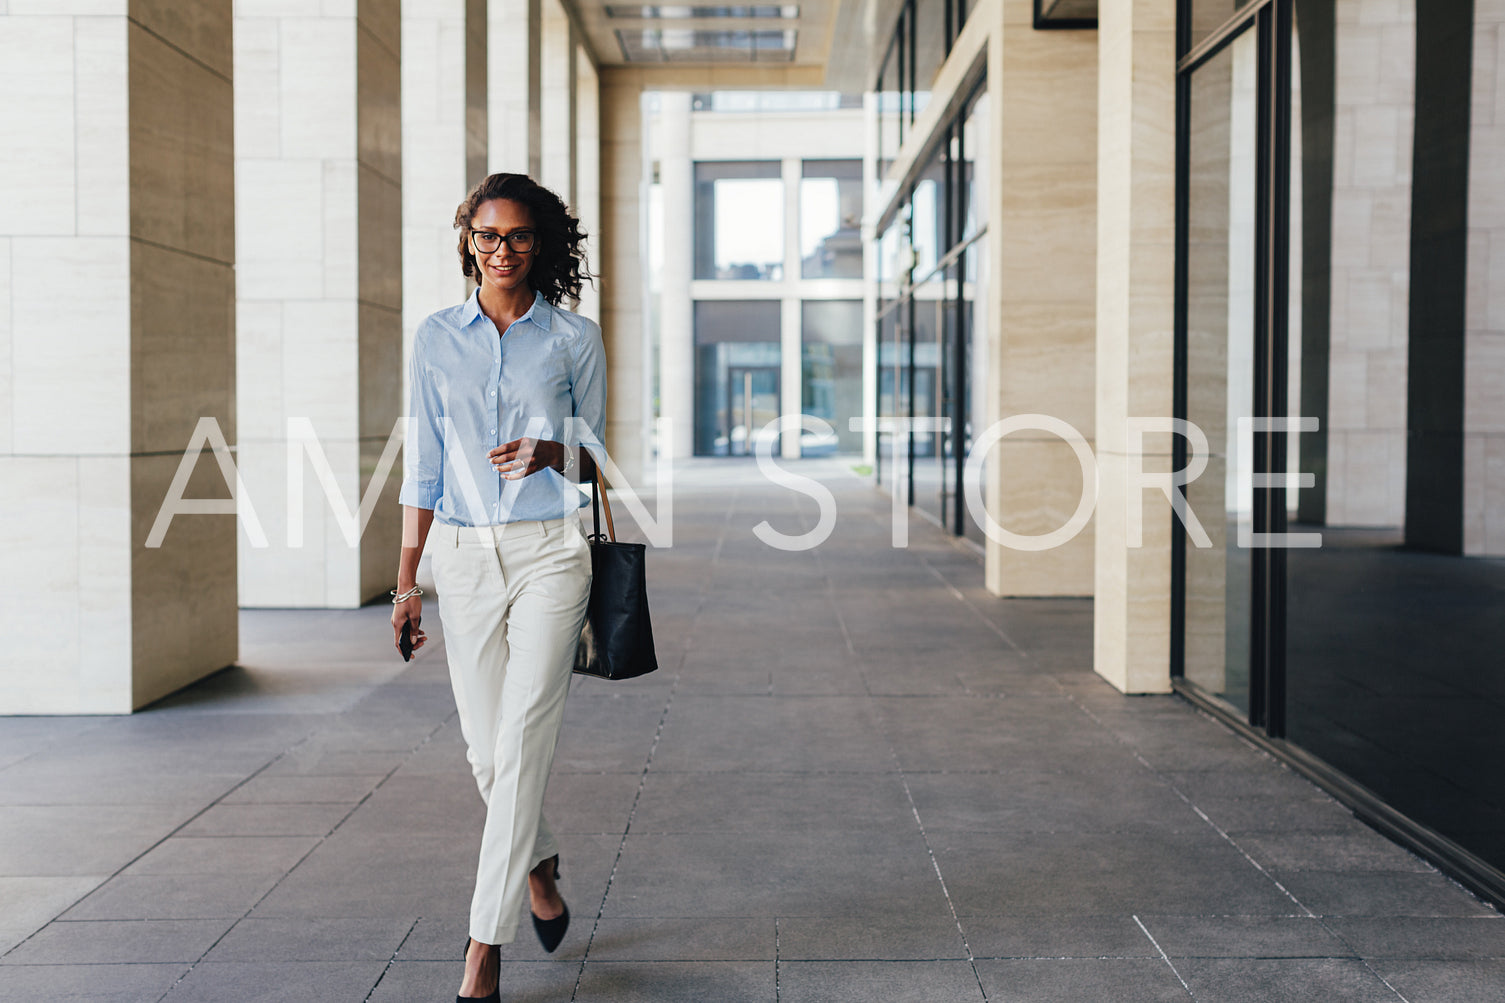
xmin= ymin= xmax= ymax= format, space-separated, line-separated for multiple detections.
xmin=390 ymin=173 xmax=604 ymax=1003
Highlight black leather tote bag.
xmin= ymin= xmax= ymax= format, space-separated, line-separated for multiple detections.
xmin=573 ymin=462 xmax=658 ymax=680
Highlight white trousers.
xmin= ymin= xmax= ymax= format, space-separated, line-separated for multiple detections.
xmin=430 ymin=516 xmax=592 ymax=945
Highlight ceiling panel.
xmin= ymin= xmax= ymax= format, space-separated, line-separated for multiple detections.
xmin=570 ymin=0 xmax=840 ymax=72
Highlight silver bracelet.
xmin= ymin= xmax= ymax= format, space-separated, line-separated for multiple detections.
xmin=390 ymin=586 xmax=424 ymax=604
xmin=561 ymin=445 xmax=575 ymax=475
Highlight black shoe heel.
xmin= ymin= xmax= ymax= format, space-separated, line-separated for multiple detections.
xmin=458 ymin=938 xmax=500 ymax=1002
xmin=531 ymin=855 xmax=569 ymax=953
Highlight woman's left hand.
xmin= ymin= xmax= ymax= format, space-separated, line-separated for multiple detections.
xmin=490 ymin=437 xmax=565 ymax=479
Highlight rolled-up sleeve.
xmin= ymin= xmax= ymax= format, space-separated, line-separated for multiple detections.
xmin=569 ymin=318 xmax=607 ymax=462
xmin=399 ymin=327 xmax=445 ymax=510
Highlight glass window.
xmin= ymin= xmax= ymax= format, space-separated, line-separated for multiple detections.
xmin=911 ymin=139 xmax=948 ymax=279
xmin=961 ymin=240 xmax=987 ymax=545
xmin=694 ymin=161 xmax=784 ymax=280
xmin=1187 ymin=0 xmax=1259 ymax=54
xmin=961 ymin=89 xmax=988 ymax=242
xmin=800 ymin=160 xmax=863 ymax=279
xmin=1182 ymin=27 xmax=1259 ymax=713
xmin=801 ymin=301 xmax=864 ymax=454
xmin=694 ymin=300 xmax=781 ymax=456
xmin=877 ymin=304 xmax=903 ymax=491
xmin=911 ymin=0 xmax=946 ymax=108
xmin=877 ymin=39 xmax=901 ymax=176
xmin=1278 ymin=3 xmax=1505 ymax=876
xmin=910 ymin=274 xmax=946 ymax=524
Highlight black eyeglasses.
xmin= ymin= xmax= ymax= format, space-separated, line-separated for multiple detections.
xmin=470 ymin=228 xmax=537 ymax=254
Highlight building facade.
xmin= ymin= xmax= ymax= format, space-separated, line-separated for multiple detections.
xmin=1 ymin=0 xmax=1502 ymax=905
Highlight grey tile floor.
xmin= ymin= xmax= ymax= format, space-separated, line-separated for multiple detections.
xmin=2 ymin=460 xmax=1503 ymax=1002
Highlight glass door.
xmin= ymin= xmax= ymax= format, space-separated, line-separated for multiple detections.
xmin=726 ymin=366 xmax=780 ymax=457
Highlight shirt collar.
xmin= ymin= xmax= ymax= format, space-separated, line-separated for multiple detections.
xmin=462 ymin=287 xmax=554 ymax=332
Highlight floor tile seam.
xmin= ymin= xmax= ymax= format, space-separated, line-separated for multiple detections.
xmin=910 ymin=548 xmax=1027 ymax=660
xmin=1131 ymin=915 xmax=1197 ymax=999
xmin=155 ymin=719 xmax=453 ymax=999
xmin=1062 ymin=690 xmax=1321 ymax=920
xmin=959 ymin=912 xmax=1321 ymax=919
xmin=571 ymin=480 xmax=739 ymax=1001
xmin=804 ymin=499 xmax=989 ymax=1002
xmin=1310 ymin=914 xmax=1418 ymax=1003
xmin=777 ymin=957 xmax=996 ymax=965
xmin=0 ymin=960 xmax=211 ymax=969
xmin=774 ymin=915 xmax=780 ymax=1002
xmin=362 ymin=917 xmax=420 ymax=1003
xmin=216 ymin=798 xmax=385 ymax=806
xmin=892 ymin=765 xmax=989 ymax=1001
xmin=0 ymin=743 xmax=313 ymax=966
xmin=967 ymin=954 xmax=1180 ymax=962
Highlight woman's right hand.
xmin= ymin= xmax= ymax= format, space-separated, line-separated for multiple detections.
xmin=391 ymin=597 xmax=427 ymax=654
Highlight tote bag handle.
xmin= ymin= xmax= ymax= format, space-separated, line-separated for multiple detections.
xmin=585 ymin=452 xmax=616 ymax=542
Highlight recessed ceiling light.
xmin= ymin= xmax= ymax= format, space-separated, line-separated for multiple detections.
xmin=616 ymin=27 xmax=798 ymax=62
xmin=605 ymin=6 xmax=800 ymax=20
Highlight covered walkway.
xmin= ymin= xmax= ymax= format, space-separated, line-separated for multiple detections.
xmin=1 ymin=463 xmax=1501 ymax=1002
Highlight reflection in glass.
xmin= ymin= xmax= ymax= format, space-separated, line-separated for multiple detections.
xmin=693 ymin=300 xmax=781 ymax=455
xmin=1280 ymin=3 xmax=1505 ymax=875
xmin=961 ymin=90 xmax=988 ymax=242
xmin=912 ymin=0 xmax=946 ymax=114
xmin=801 ymin=301 xmax=863 ymax=454
xmin=1187 ymin=0 xmax=1258 ymax=53
xmin=694 ymin=162 xmax=784 ymax=280
xmin=877 ymin=305 xmax=901 ymax=492
xmin=962 ymin=241 xmax=988 ymax=545
xmin=1183 ymin=28 xmax=1258 ymax=712
xmin=909 ymin=277 xmax=945 ymax=524
xmin=801 ymin=161 xmax=863 ymax=278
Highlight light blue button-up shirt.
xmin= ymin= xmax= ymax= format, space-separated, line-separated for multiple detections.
xmin=399 ymin=288 xmax=606 ymax=526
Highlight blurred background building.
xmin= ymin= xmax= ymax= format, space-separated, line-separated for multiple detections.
xmin=2 ymin=0 xmax=1502 ymax=906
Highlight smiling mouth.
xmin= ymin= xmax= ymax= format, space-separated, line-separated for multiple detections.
xmin=490 ymin=264 xmax=519 ymax=276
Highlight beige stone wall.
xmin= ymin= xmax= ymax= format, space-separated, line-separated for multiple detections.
xmin=235 ymin=0 xmax=402 ymax=609
xmin=984 ymin=0 xmax=1098 ymax=597
xmin=0 ymin=1 xmax=237 ymax=713
xmin=1094 ymin=0 xmax=1178 ymax=694
xmin=1325 ymin=0 xmax=1414 ymax=527
xmin=575 ymin=47 xmax=601 ymax=323
xmin=540 ymin=0 xmax=575 ymax=205
xmin=402 ymin=0 xmax=475 ymax=477
xmin=599 ymin=73 xmax=647 ymax=482
xmin=1465 ymin=0 xmax=1505 ymax=553
xmin=489 ymin=0 xmax=540 ymax=177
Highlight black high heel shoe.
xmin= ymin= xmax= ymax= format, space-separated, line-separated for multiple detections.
xmin=531 ymin=856 xmax=570 ymax=953
xmin=457 ymin=937 xmax=500 ymax=1003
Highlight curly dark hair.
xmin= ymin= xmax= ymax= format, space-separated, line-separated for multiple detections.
xmin=453 ymin=173 xmax=593 ymax=307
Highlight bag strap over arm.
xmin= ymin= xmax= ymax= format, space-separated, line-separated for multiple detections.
xmin=584 ymin=451 xmax=616 ymax=542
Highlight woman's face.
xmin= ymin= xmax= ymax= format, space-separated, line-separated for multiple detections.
xmin=469 ymin=198 xmax=536 ymax=296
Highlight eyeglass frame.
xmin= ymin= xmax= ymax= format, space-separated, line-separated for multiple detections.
xmin=469 ymin=227 xmax=538 ymax=255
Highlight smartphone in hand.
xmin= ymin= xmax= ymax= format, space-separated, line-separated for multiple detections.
xmin=399 ymin=621 xmax=414 ymax=662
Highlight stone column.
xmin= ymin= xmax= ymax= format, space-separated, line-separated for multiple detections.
xmin=599 ymin=72 xmax=648 ymax=482
xmin=575 ymin=45 xmax=601 ymax=323
xmin=1405 ymin=0 xmax=1505 ymax=554
xmin=657 ymin=91 xmax=695 ymax=459
xmin=781 ymin=157 xmax=803 ymax=458
xmin=0 ymin=1 xmax=236 ymax=713
xmin=1094 ymin=0 xmax=1178 ymax=693
xmin=489 ymin=0 xmax=540 ymax=177
xmin=235 ymin=0 xmax=403 ymax=609
xmin=540 ymin=0 xmax=575 ymax=204
xmin=983 ymin=1 xmax=1098 ymax=598
xmin=402 ymin=0 xmax=477 ymax=368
